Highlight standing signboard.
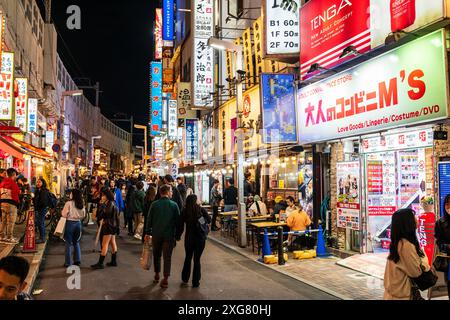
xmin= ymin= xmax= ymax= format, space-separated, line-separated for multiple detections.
xmin=336 ymin=161 xmax=361 ymax=230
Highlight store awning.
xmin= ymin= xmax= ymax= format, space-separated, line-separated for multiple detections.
xmin=2 ymin=136 xmax=53 ymax=160
xmin=0 ymin=135 xmax=24 ymax=160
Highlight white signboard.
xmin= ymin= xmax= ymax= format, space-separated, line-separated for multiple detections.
xmin=154 ymin=136 xmax=164 ymax=161
xmin=361 ymin=129 xmax=434 ymax=154
xmin=193 ymin=0 xmax=214 ymax=38
xmin=264 ymin=0 xmax=300 ymax=56
xmin=63 ymin=124 xmax=70 ymax=153
xmin=94 ymin=149 xmax=101 ymax=165
xmin=0 ymin=52 xmax=14 ymax=120
xmin=168 ymin=100 xmax=178 ymax=140
xmin=14 ymin=78 xmax=28 ymax=131
xmin=27 ymin=98 xmax=38 ymax=132
xmin=45 ymin=131 xmax=55 ymax=154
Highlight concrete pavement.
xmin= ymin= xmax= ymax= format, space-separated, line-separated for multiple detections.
xmin=33 ymin=225 xmax=337 ymax=300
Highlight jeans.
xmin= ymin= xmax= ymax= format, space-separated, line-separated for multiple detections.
xmin=152 ymin=237 xmax=175 ymax=277
xmin=35 ymin=208 xmax=48 ymax=240
xmin=64 ymin=220 xmax=82 ymax=265
xmin=182 ymin=237 xmax=206 ymax=286
xmin=223 ymin=205 xmax=237 ymax=229
xmin=0 ymin=204 xmax=17 ymax=239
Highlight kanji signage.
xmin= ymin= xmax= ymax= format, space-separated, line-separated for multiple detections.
xmin=14 ymin=78 xmax=28 ymax=131
xmin=253 ymin=17 xmax=266 ymax=78
xmin=150 ymin=61 xmax=163 ymax=136
xmin=155 ymin=8 xmax=163 ymax=60
xmin=243 ymin=27 xmax=254 ymax=87
xmin=177 ymin=82 xmax=191 ymax=119
xmin=336 ymin=161 xmax=361 ymax=230
xmin=162 ymin=0 xmax=174 ymax=41
xmin=27 ymin=98 xmax=38 ymax=132
xmin=185 ymin=119 xmax=199 ymax=162
xmin=0 ymin=52 xmax=14 ymax=121
xmin=162 ymin=46 xmax=174 ymax=93
xmin=297 ymin=29 xmax=449 ymax=144
xmin=94 ymin=149 xmax=101 ymax=165
xmin=168 ymin=100 xmax=178 ymax=140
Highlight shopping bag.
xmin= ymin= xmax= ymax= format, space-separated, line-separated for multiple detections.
xmin=54 ymin=217 xmax=67 ymax=239
xmin=140 ymin=237 xmax=152 ymax=270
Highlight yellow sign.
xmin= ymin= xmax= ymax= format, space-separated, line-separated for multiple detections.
xmin=253 ymin=17 xmax=265 ymax=78
xmin=278 ymin=180 xmax=285 ymax=189
xmin=243 ymin=27 xmax=254 ymax=87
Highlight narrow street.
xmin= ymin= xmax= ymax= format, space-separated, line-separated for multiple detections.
xmin=33 ymin=225 xmax=336 ymax=300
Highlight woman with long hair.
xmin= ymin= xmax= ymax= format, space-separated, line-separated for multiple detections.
xmin=33 ymin=178 xmax=51 ymax=244
xmin=91 ymin=189 xmax=120 ymax=269
xmin=176 ymin=194 xmax=211 ymax=288
xmin=384 ymin=208 xmax=431 ymax=300
xmin=142 ymin=185 xmax=157 ymax=243
xmin=61 ymin=189 xmax=86 ymax=267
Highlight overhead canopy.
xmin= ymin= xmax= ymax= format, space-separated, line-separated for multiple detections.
xmin=1 ymin=136 xmax=53 ymax=160
xmin=0 ymin=135 xmax=24 ymax=160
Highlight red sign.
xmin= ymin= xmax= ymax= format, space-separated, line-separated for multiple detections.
xmin=368 ymin=206 xmax=396 ymax=216
xmin=300 ymin=0 xmax=371 ymax=79
xmin=22 ymin=211 xmax=37 ymax=253
xmin=417 ymin=211 xmax=436 ymax=266
xmin=367 ymin=161 xmax=383 ymax=193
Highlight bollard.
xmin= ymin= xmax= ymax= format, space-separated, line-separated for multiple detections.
xmin=277 ymin=226 xmax=285 ymax=265
xmin=316 ymin=225 xmax=329 ymax=257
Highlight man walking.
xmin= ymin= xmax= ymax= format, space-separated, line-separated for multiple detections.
xmin=176 ymin=177 xmax=187 ymax=204
xmin=156 ymin=175 xmax=184 ymax=212
xmin=0 ymin=169 xmax=21 ymax=244
xmin=210 ymin=179 xmax=222 ymax=231
xmin=145 ymin=184 xmax=180 ymax=289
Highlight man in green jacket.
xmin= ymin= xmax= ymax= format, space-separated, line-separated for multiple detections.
xmin=144 ymin=184 xmax=180 ymax=289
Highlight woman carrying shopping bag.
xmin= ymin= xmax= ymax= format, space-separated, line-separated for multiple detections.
xmin=61 ymin=189 xmax=86 ymax=267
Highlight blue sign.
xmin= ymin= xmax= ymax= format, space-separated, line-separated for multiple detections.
xmin=261 ymin=73 xmax=298 ymax=144
xmin=151 ymin=62 xmax=163 ymax=136
xmin=438 ymin=162 xmax=450 ymax=217
xmin=162 ymin=0 xmax=174 ymax=41
xmin=185 ymin=119 xmax=198 ymax=162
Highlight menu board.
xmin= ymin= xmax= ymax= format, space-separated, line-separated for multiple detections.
xmin=439 ymin=162 xmax=450 ymax=218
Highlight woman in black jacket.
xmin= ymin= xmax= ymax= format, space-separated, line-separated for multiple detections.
xmin=142 ymin=185 xmax=157 ymax=243
xmin=91 ymin=189 xmax=120 ymax=269
xmin=176 ymin=194 xmax=211 ymax=288
xmin=33 ymin=178 xmax=51 ymax=244
xmin=435 ymin=194 xmax=450 ymax=298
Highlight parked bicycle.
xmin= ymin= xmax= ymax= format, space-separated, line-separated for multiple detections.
xmin=15 ymin=193 xmax=32 ymax=225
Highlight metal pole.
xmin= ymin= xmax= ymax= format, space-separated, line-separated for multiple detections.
xmin=95 ymin=82 xmax=100 ymax=107
xmin=144 ymin=126 xmax=148 ymax=173
xmin=90 ymin=137 xmax=94 ymax=177
xmin=278 ymin=226 xmax=285 ymax=265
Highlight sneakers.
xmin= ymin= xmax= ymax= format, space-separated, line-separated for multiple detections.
xmin=160 ymin=278 xmax=169 ymax=288
xmin=134 ymin=234 xmax=142 ymax=240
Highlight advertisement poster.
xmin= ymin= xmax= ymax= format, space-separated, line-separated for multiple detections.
xmin=261 ymin=73 xmax=297 ymax=144
xmin=150 ymin=62 xmax=163 ymax=136
xmin=264 ymin=0 xmax=300 ymax=57
xmin=177 ymin=82 xmax=191 ymax=118
xmin=300 ymin=0 xmax=445 ymax=79
xmin=162 ymin=0 xmax=174 ymax=41
xmin=185 ymin=119 xmax=199 ymax=162
xmin=27 ymin=98 xmax=38 ymax=132
xmin=336 ymin=161 xmax=360 ymax=230
xmin=154 ymin=8 xmax=163 ymax=60
xmin=0 ymin=52 xmax=14 ymax=120
xmin=297 ymin=29 xmax=448 ymax=144
xmin=14 ymin=78 xmax=28 ymax=131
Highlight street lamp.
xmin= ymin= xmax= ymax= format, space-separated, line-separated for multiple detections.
xmin=207 ymin=36 xmax=247 ymax=248
xmin=134 ymin=124 xmax=148 ymax=173
xmin=136 ymin=146 xmax=145 ymax=169
xmin=90 ymin=135 xmax=102 ymax=176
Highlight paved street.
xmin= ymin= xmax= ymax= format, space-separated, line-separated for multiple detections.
xmin=33 ymin=225 xmax=337 ymax=300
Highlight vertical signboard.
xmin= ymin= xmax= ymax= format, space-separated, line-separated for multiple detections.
xmin=162 ymin=46 xmax=174 ymax=93
xmin=192 ymin=0 xmax=214 ymax=108
xmin=155 ymin=8 xmax=163 ymax=60
xmin=45 ymin=131 xmax=55 ymax=154
xmin=261 ymin=73 xmax=297 ymax=144
xmin=336 ymin=161 xmax=361 ymax=230
xmin=63 ymin=124 xmax=70 ymax=153
xmin=150 ymin=62 xmax=163 ymax=136
xmin=14 ymin=78 xmax=28 ymax=131
xmin=0 ymin=52 xmax=14 ymax=120
xmin=94 ymin=149 xmax=101 ymax=165
xmin=264 ymin=0 xmax=300 ymax=58
xmin=27 ymin=98 xmax=38 ymax=132
xmin=168 ymin=100 xmax=178 ymax=140
xmin=162 ymin=0 xmax=174 ymax=41
xmin=253 ymin=17 xmax=266 ymax=78
xmin=242 ymin=27 xmax=254 ymax=87
xmin=185 ymin=119 xmax=199 ymax=162
xmin=177 ymin=82 xmax=191 ymax=119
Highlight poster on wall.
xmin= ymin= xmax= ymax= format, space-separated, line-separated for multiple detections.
xmin=150 ymin=61 xmax=163 ymax=136
xmin=336 ymin=161 xmax=360 ymax=230
xmin=297 ymin=29 xmax=449 ymax=145
xmin=0 ymin=52 xmax=14 ymax=120
xmin=14 ymin=78 xmax=28 ymax=131
xmin=261 ymin=73 xmax=297 ymax=144
xmin=300 ymin=0 xmax=446 ymax=79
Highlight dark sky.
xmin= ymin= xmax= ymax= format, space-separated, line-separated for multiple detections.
xmin=49 ymin=0 xmax=157 ymax=144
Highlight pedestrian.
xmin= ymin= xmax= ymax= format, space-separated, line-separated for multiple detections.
xmin=210 ymin=179 xmax=222 ymax=231
xmin=176 ymin=194 xmax=211 ymax=288
xmin=32 ymin=178 xmax=51 ymax=244
xmin=248 ymin=195 xmax=268 ymax=217
xmin=144 ymin=184 xmax=180 ymax=288
xmin=110 ymin=180 xmax=125 ymax=227
xmin=156 ymin=175 xmax=184 ymax=212
xmin=0 ymin=168 xmax=21 ymax=244
xmin=273 ymin=196 xmax=288 ymax=217
xmin=434 ymin=194 xmax=450 ymax=299
xmin=0 ymin=256 xmax=33 ymax=300
xmin=383 ymin=208 xmax=431 ymax=300
xmin=91 ymin=189 xmax=120 ymax=269
xmin=61 ymin=189 xmax=86 ymax=267
xmin=142 ymin=185 xmax=157 ymax=243
xmin=0 ymin=169 xmax=6 ymax=184
xmin=125 ymin=181 xmax=136 ymax=235
xmin=133 ymin=181 xmax=146 ymax=239
xmin=176 ymin=176 xmax=187 ymax=204
xmin=87 ymin=176 xmax=100 ymax=221
xmin=223 ymin=178 xmax=238 ymax=231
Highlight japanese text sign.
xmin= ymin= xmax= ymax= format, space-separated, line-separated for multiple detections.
xmin=177 ymin=82 xmax=191 ymax=118
xmin=0 ymin=52 xmax=14 ymax=120
xmin=155 ymin=8 xmax=163 ymax=60
xmin=151 ymin=62 xmax=163 ymax=136
xmin=336 ymin=161 xmax=361 ymax=230
xmin=162 ymin=0 xmax=174 ymax=41
xmin=27 ymin=98 xmax=38 ymax=132
xmin=168 ymin=100 xmax=178 ymax=140
xmin=185 ymin=119 xmax=199 ymax=162
xmin=14 ymin=78 xmax=28 ymax=131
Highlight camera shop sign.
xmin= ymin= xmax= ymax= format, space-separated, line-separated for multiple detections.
xmin=297 ymin=29 xmax=449 ymax=144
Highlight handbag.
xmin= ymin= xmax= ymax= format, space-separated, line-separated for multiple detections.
xmin=410 ymin=265 xmax=438 ymax=291
xmin=140 ymin=237 xmax=152 ymax=270
xmin=433 ymin=254 xmax=449 ymax=273
xmin=54 ymin=216 xmax=67 ymax=239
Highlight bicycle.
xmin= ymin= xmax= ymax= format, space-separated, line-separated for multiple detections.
xmin=15 ymin=194 xmax=32 ymax=225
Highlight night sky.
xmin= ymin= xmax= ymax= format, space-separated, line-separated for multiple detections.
xmin=49 ymin=0 xmax=157 ymax=144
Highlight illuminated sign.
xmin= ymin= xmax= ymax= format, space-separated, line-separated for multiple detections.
xmin=155 ymin=8 xmax=163 ymax=60
xmin=150 ymin=61 xmax=163 ymax=136
xmin=162 ymin=0 xmax=174 ymax=41
xmin=14 ymin=78 xmax=28 ymax=131
xmin=0 ymin=52 xmax=14 ymax=120
xmin=27 ymin=98 xmax=38 ymax=132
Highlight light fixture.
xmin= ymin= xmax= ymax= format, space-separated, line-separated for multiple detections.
xmin=253 ymin=159 xmax=258 ymax=165
xmin=222 ymin=169 xmax=227 ymax=174
xmin=228 ymin=169 xmax=233 ymax=174
xmin=291 ymin=156 xmax=297 ymax=161
xmin=281 ymin=163 xmax=286 ymax=168
xmin=266 ymin=159 xmax=271 ymax=165
xmin=339 ymin=45 xmax=361 ymax=59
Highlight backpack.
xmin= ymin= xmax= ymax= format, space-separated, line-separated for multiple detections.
xmin=197 ymin=215 xmax=210 ymax=240
xmin=48 ymin=192 xmax=58 ymax=209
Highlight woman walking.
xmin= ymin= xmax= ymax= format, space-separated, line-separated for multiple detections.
xmin=61 ymin=189 xmax=86 ymax=267
xmin=33 ymin=178 xmax=51 ymax=244
xmin=142 ymin=185 xmax=157 ymax=243
xmin=384 ymin=208 xmax=431 ymax=300
xmin=176 ymin=194 xmax=211 ymax=288
xmin=91 ymin=189 xmax=120 ymax=269
xmin=435 ymin=194 xmax=450 ymax=299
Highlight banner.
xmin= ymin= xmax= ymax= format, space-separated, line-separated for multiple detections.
xmin=155 ymin=8 xmax=163 ymax=60
xmin=300 ymin=0 xmax=446 ymax=79
xmin=253 ymin=17 xmax=266 ymax=78
xmin=154 ymin=136 xmax=164 ymax=161
xmin=192 ymin=0 xmax=214 ymax=108
xmin=177 ymin=82 xmax=191 ymax=118
xmin=45 ymin=130 xmax=54 ymax=154
xmin=27 ymin=98 xmax=38 ymax=132
xmin=168 ymin=100 xmax=177 ymax=140
xmin=264 ymin=0 xmax=300 ymax=57
xmin=162 ymin=46 xmax=174 ymax=93
xmin=14 ymin=78 xmax=28 ymax=131
xmin=94 ymin=149 xmax=101 ymax=165
xmin=297 ymin=29 xmax=448 ymax=144
xmin=261 ymin=73 xmax=297 ymax=144
xmin=336 ymin=161 xmax=360 ymax=230
xmin=162 ymin=0 xmax=174 ymax=41
xmin=150 ymin=62 xmax=163 ymax=136
xmin=185 ymin=119 xmax=199 ymax=162
xmin=0 ymin=52 xmax=14 ymax=120
xmin=243 ymin=27 xmax=254 ymax=87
